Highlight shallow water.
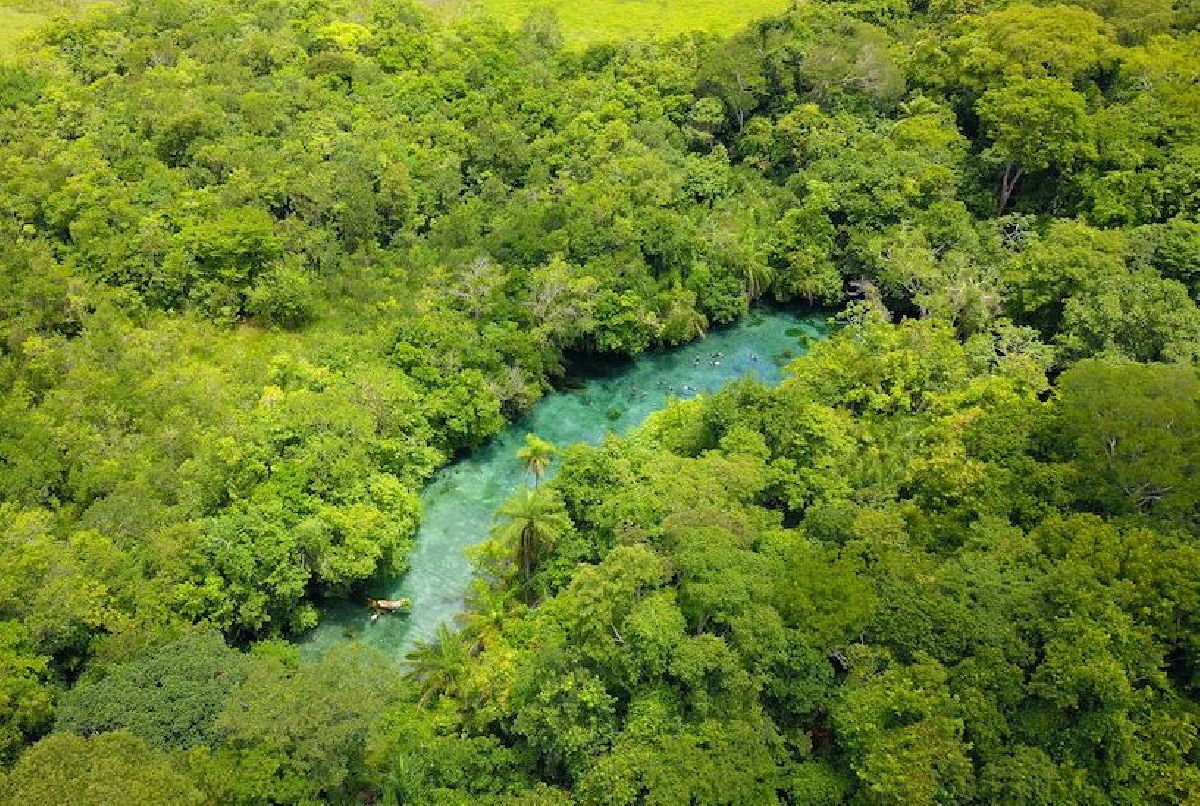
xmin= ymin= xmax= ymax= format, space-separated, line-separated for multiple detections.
xmin=300 ymin=308 xmax=827 ymax=658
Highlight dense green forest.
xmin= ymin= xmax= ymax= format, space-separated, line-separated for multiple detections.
xmin=0 ymin=0 xmax=1198 ymax=800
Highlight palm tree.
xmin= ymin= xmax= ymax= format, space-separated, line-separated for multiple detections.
xmin=403 ymin=623 xmax=469 ymax=704
xmin=456 ymin=579 xmax=519 ymax=651
xmin=492 ymin=485 xmax=572 ymax=599
xmin=516 ymin=434 xmax=556 ymax=485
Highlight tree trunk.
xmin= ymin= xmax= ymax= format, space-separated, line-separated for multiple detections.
xmin=521 ymin=524 xmax=534 ymax=584
xmin=998 ymin=162 xmax=1024 ymax=214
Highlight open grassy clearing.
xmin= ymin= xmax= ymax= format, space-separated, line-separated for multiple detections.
xmin=434 ymin=0 xmax=793 ymax=44
xmin=1 ymin=0 xmax=790 ymax=56
xmin=0 ymin=4 xmax=49 ymax=54
xmin=0 ymin=0 xmax=102 ymax=56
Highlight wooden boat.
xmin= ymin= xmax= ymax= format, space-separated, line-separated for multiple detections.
xmin=367 ymin=597 xmax=412 ymax=621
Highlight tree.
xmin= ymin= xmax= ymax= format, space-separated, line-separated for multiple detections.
xmin=773 ymin=193 xmax=840 ymax=304
xmin=55 ymin=631 xmax=249 ymax=750
xmin=1056 ymin=265 xmax=1200 ymax=363
xmin=403 ymin=623 xmax=471 ymax=704
xmin=978 ymin=745 xmax=1089 ymax=804
xmin=833 ymin=651 xmax=974 ymax=805
xmin=0 ymin=508 xmax=135 ymax=670
xmin=1137 ymin=218 xmax=1200 ymax=300
xmin=163 ymin=207 xmax=283 ymax=319
xmin=0 ymin=621 xmax=54 ymax=764
xmin=1056 ymin=360 xmax=1200 ymax=515
xmin=517 ymin=434 xmax=557 ymax=486
xmin=205 ymin=643 xmax=401 ymax=804
xmin=977 ymin=78 xmax=1095 ymax=212
xmin=1001 ymin=221 xmax=1200 ymax=363
xmin=696 ymin=38 xmax=767 ymax=131
xmin=1 ymin=731 xmax=205 ymax=806
xmin=931 ymin=4 xmax=1117 ymax=94
xmin=493 ymin=486 xmax=573 ymax=598
xmin=798 ymin=18 xmax=905 ymax=110
xmin=366 ymin=698 xmax=526 ymax=802
xmin=739 ymin=256 xmax=775 ymax=301
xmin=576 ymin=717 xmax=785 ymax=805
xmin=457 ymin=578 xmax=520 ymax=651
xmin=246 ymin=259 xmax=317 ymax=329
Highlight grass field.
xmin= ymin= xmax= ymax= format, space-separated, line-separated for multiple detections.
xmin=0 ymin=0 xmax=113 ymax=56
xmin=439 ymin=0 xmax=792 ymax=44
xmin=0 ymin=4 xmax=49 ymax=54
xmin=0 ymin=0 xmax=787 ymax=59
xmin=0 ymin=0 xmax=100 ymax=56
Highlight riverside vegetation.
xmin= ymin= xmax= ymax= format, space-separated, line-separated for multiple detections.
xmin=299 ymin=309 xmax=825 ymax=656
xmin=0 ymin=0 xmax=1199 ymax=801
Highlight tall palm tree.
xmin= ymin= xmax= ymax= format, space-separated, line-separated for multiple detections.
xmin=492 ymin=485 xmax=572 ymax=599
xmin=403 ymin=623 xmax=469 ymax=704
xmin=516 ymin=434 xmax=556 ymax=485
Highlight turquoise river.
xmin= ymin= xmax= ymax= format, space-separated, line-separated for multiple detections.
xmin=301 ymin=308 xmax=827 ymax=658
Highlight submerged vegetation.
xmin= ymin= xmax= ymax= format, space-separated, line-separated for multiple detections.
xmin=0 ymin=0 xmax=1198 ymax=800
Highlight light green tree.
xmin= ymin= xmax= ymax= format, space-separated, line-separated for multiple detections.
xmin=517 ymin=434 xmax=557 ymax=486
xmin=1057 ymin=361 xmax=1200 ymax=514
xmin=1 ymin=731 xmax=205 ymax=806
xmin=977 ymin=78 xmax=1095 ymax=212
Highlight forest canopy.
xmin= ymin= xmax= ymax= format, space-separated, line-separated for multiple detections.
xmin=0 ymin=0 xmax=1198 ymax=800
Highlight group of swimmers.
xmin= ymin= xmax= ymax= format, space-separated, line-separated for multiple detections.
xmin=592 ymin=349 xmax=768 ymax=405
xmin=692 ymin=350 xmax=759 ymax=367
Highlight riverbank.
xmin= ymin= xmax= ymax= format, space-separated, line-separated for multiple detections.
xmin=300 ymin=308 xmax=829 ymax=659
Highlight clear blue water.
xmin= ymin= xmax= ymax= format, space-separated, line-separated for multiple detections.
xmin=300 ymin=308 xmax=827 ymax=658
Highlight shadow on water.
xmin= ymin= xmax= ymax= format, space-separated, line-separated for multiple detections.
xmin=298 ymin=307 xmax=830 ymax=660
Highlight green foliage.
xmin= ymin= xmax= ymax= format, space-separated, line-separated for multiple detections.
xmin=833 ymin=651 xmax=973 ymax=804
xmin=199 ymin=643 xmax=402 ymax=803
xmin=0 ymin=621 xmax=54 ymax=764
xmin=924 ymin=3 xmax=1117 ymax=94
xmin=1 ymin=0 xmax=1199 ymax=800
xmin=367 ymin=698 xmax=529 ymax=802
xmin=491 ymin=485 xmax=574 ymax=598
xmin=977 ymin=78 xmax=1095 ymax=212
xmin=0 ymin=506 xmax=142 ymax=670
xmin=1135 ymin=218 xmax=1200 ymax=299
xmin=1005 ymin=222 xmax=1200 ymax=363
xmin=1 ymin=731 xmax=205 ymax=805
xmin=1056 ymin=360 xmax=1200 ymax=515
xmin=420 ymin=314 xmax=1200 ymax=803
xmin=55 ymin=631 xmax=249 ymax=750
xmin=246 ymin=260 xmax=318 ymax=329
xmin=404 ymin=623 xmax=472 ymax=704
xmin=517 ymin=433 xmax=557 ymax=484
